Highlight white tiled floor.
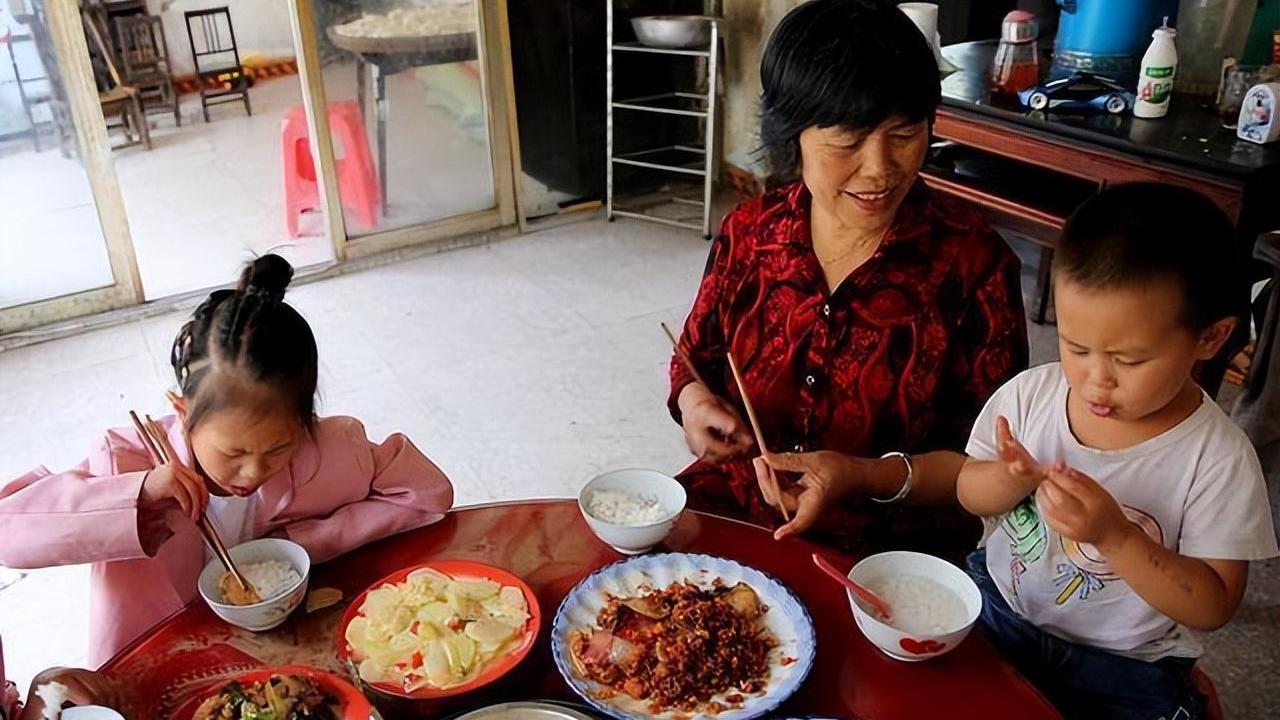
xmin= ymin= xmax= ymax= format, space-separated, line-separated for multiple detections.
xmin=27 ymin=222 xmax=1252 ymax=711
xmin=0 ymin=217 xmax=706 ymax=689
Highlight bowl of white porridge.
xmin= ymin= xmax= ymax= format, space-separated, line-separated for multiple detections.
xmin=579 ymin=469 xmax=686 ymax=554
xmin=846 ymin=550 xmax=981 ymax=662
xmin=197 ymin=537 xmax=311 ymax=632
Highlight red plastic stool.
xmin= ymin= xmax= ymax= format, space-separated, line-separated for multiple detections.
xmin=282 ymin=100 xmax=380 ymax=237
xmin=1192 ymin=667 xmax=1224 ymax=720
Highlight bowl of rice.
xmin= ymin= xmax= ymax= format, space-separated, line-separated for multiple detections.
xmin=198 ymin=537 xmax=311 ymax=632
xmin=845 ymin=551 xmax=981 ymax=662
xmin=578 ymin=469 xmax=686 ymax=555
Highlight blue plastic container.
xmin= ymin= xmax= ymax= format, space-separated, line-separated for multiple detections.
xmin=1054 ymin=0 xmax=1180 ymax=76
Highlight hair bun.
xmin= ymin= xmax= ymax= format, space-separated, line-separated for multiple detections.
xmin=237 ymin=254 xmax=294 ymax=301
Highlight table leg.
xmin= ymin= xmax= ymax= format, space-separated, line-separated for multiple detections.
xmin=1035 ymin=246 xmax=1054 ymax=324
xmin=356 ymin=56 xmax=366 ymax=125
xmin=376 ymin=65 xmax=388 ymax=216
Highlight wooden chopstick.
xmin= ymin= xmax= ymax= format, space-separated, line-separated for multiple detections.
xmin=661 ymin=322 xmax=710 ymax=389
xmin=129 ymin=411 xmax=165 ymax=466
xmin=726 ymin=351 xmax=790 ymax=522
xmin=133 ymin=412 xmax=251 ymax=592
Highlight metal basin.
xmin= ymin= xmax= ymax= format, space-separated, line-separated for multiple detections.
xmin=629 ymin=15 xmax=713 ymax=50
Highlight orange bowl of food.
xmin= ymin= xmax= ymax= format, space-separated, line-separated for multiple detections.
xmin=336 ymin=560 xmax=541 ymax=700
xmin=192 ymin=665 xmax=372 ymax=720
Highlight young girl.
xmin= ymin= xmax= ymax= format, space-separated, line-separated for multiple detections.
xmin=0 ymin=255 xmax=455 ymax=666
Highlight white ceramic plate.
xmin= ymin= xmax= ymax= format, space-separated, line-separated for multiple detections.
xmin=551 ymin=553 xmax=816 ymax=720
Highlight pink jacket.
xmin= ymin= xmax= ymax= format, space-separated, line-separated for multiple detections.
xmin=0 ymin=416 xmax=454 ymax=667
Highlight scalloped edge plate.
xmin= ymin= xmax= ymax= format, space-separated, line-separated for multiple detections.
xmin=551 ymin=553 xmax=816 ymax=720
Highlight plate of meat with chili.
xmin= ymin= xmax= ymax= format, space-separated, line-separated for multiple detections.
xmin=551 ymin=553 xmax=815 ymax=719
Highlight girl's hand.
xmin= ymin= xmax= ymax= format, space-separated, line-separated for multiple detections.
xmin=20 ymin=668 xmax=125 ymax=720
xmin=1037 ymin=463 xmax=1131 ymax=552
xmin=995 ymin=415 xmax=1046 ymax=490
xmin=140 ymin=462 xmax=209 ymax=524
xmin=678 ymin=384 xmax=754 ymax=463
xmin=755 ymin=451 xmax=862 ymax=540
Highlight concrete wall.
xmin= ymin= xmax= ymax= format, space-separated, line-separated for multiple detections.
xmin=720 ymin=0 xmax=801 ymax=184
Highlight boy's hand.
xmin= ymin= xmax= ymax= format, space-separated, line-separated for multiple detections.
xmin=140 ymin=462 xmax=209 ymax=524
xmin=995 ymin=415 xmax=1046 ymax=489
xmin=1037 ymin=463 xmax=1132 ymax=552
xmin=20 ymin=668 xmax=125 ymax=720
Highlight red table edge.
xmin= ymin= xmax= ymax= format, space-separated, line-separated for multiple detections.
xmin=97 ymin=499 xmax=1062 ymax=719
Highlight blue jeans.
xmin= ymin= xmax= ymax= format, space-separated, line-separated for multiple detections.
xmin=966 ymin=549 xmax=1206 ymax=720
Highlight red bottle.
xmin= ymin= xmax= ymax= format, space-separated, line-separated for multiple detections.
xmin=993 ymin=10 xmax=1040 ymax=97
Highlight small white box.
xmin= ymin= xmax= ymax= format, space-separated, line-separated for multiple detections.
xmin=1237 ymin=82 xmax=1280 ymax=145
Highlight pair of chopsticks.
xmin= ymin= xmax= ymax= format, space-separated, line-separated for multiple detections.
xmin=128 ymin=411 xmax=252 ymax=591
xmin=661 ymin=323 xmax=790 ymax=522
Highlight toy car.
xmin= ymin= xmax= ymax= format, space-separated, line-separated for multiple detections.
xmin=1018 ymin=72 xmax=1135 ymax=115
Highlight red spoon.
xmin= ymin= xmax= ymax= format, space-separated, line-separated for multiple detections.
xmin=812 ymin=553 xmax=894 ymax=622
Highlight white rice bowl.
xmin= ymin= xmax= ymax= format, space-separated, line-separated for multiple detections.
xmin=198 ymin=538 xmax=311 ymax=632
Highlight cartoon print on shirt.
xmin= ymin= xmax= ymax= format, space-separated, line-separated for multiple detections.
xmin=1054 ymin=506 xmax=1163 ymax=604
xmin=1000 ymin=495 xmax=1048 ymax=599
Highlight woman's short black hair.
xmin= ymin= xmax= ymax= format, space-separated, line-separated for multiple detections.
xmin=1054 ymin=183 xmax=1247 ymax=331
xmin=760 ymin=0 xmax=940 ymax=180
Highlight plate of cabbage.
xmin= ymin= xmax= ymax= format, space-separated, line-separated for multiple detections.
xmin=336 ymin=560 xmax=540 ymax=699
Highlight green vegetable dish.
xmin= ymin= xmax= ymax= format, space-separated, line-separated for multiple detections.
xmin=193 ymin=674 xmax=340 ymax=720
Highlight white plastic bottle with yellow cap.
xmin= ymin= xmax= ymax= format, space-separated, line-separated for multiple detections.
xmin=1135 ymin=18 xmax=1177 ymax=119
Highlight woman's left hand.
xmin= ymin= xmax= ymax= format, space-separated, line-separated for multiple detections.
xmin=754 ymin=451 xmax=862 ymax=540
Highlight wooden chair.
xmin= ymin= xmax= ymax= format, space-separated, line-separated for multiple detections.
xmin=184 ymin=6 xmax=251 ymax=121
xmin=113 ymin=14 xmax=180 ymax=127
xmin=82 ymin=8 xmax=151 ymax=151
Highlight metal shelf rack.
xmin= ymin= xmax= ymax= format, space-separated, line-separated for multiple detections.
xmin=606 ymin=2 xmax=720 ymax=238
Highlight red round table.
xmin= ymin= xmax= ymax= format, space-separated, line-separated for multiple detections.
xmin=101 ymin=500 xmax=1061 ymax=719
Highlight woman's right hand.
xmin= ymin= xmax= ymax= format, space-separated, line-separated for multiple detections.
xmin=140 ymin=462 xmax=209 ymax=524
xmin=678 ymin=383 xmax=754 ymax=463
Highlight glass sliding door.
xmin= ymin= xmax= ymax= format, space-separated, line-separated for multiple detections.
xmin=291 ymin=0 xmax=517 ymax=258
xmin=0 ymin=0 xmax=142 ymax=334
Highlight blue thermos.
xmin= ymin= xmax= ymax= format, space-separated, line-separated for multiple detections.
xmin=1054 ymin=0 xmax=1181 ymax=76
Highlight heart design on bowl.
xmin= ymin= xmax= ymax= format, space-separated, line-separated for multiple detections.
xmin=899 ymin=637 xmax=947 ymax=655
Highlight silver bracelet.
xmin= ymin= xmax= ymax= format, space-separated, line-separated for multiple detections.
xmin=871 ymin=451 xmax=913 ymax=504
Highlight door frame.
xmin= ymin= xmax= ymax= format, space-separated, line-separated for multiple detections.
xmin=0 ymin=0 xmax=143 ymax=334
xmin=287 ymin=0 xmax=522 ymax=262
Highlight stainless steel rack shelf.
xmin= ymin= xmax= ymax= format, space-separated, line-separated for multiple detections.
xmin=607 ymin=3 xmax=720 ymax=238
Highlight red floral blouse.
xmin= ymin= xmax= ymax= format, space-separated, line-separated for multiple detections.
xmin=668 ymin=180 xmax=1029 ymax=557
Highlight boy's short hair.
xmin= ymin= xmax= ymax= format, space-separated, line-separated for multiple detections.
xmin=1053 ymin=183 xmax=1248 ymax=331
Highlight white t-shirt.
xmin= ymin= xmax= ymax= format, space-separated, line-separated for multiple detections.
xmin=967 ymin=363 xmax=1278 ymax=662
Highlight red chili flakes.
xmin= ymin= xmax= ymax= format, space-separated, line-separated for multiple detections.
xmin=572 ymin=583 xmax=776 ymax=715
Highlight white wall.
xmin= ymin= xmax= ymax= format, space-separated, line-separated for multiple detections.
xmin=147 ymin=0 xmax=296 ymax=76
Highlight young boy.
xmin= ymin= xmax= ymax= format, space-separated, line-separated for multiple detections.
xmin=957 ymin=183 xmax=1278 ymax=720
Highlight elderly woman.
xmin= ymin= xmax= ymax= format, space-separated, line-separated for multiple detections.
xmin=669 ymin=0 xmax=1028 ymax=557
